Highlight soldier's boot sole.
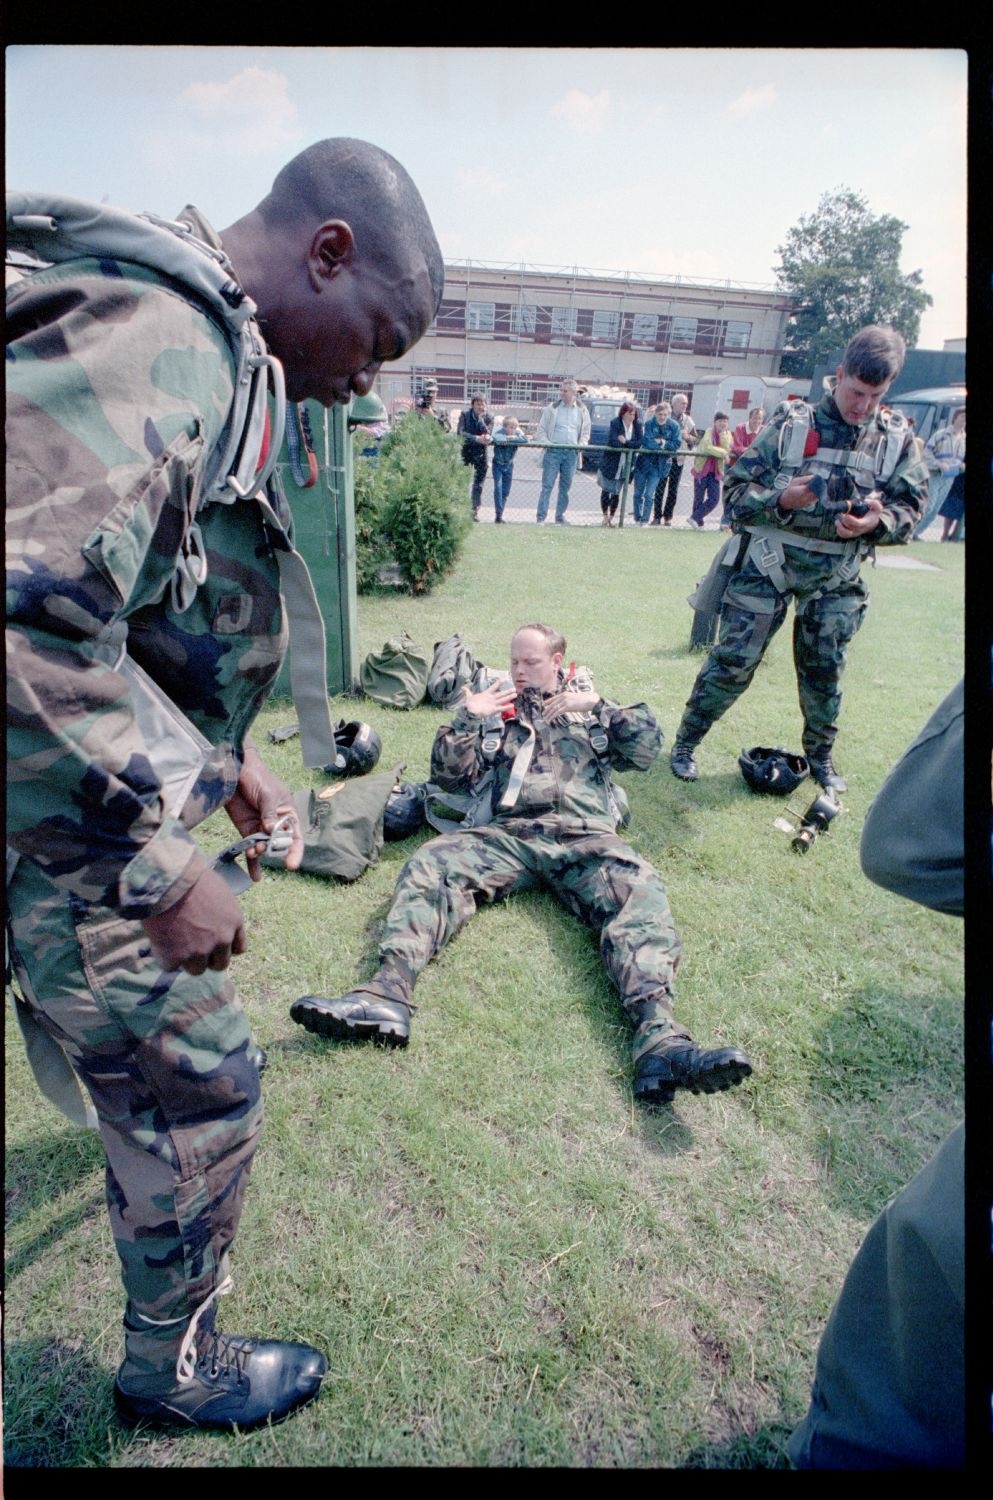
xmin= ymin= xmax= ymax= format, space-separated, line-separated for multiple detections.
xmin=634 ymin=1044 xmax=752 ymax=1108
xmin=290 ymin=994 xmax=410 ymax=1048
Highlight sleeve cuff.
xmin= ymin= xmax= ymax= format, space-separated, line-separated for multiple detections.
xmin=117 ymin=817 xmax=210 ymax=919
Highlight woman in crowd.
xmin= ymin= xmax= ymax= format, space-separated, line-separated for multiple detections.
xmin=597 ymin=400 xmax=643 ymax=526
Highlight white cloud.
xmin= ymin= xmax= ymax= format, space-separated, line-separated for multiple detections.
xmin=726 ymin=84 xmax=777 ymax=117
xmin=175 ymin=67 xmax=299 ymax=152
xmin=550 ymin=88 xmax=610 ymax=132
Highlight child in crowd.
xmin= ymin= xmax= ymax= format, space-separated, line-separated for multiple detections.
xmin=491 ymin=415 xmax=529 ymax=523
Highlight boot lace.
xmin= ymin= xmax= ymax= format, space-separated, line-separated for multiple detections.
xmin=195 ymin=1330 xmax=252 ymax=1386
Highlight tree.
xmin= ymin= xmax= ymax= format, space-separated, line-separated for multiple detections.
xmin=775 ymin=188 xmax=932 ymax=377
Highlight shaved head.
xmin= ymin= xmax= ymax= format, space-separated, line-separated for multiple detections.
xmin=258 ymin=137 xmax=444 ymax=313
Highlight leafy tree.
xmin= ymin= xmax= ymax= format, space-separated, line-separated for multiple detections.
xmin=775 ymin=188 xmax=932 ymax=377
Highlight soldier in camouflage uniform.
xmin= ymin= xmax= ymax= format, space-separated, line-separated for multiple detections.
xmin=292 ymin=624 xmax=752 ymax=1106
xmin=670 ymin=327 xmax=928 ymax=792
xmin=6 ymin=138 xmax=442 ymax=1430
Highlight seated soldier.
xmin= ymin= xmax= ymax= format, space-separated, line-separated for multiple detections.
xmin=291 ymin=624 xmax=752 ymax=1106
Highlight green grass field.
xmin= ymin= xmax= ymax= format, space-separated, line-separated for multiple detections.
xmin=4 ymin=528 xmax=964 ymax=1468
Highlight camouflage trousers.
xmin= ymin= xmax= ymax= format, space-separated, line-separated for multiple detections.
xmin=376 ymin=825 xmax=688 ymax=1064
xmin=676 ymin=555 xmax=869 ymax=759
xmin=6 ymin=859 xmax=262 ymax=1383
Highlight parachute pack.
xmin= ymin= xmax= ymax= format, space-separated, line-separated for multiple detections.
xmin=6 ymin=191 xmax=338 ymax=769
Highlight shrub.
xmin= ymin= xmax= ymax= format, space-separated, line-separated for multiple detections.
xmin=353 ymin=448 xmax=392 ymax=592
xmin=371 ymin=415 xmax=471 ymax=594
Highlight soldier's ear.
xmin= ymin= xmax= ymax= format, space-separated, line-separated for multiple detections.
xmin=307 ymin=221 xmax=356 ymax=291
xmin=551 ymin=652 xmax=564 ymax=674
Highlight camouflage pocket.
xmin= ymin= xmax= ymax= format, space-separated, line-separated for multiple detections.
xmin=81 ymin=425 xmax=206 ymax=612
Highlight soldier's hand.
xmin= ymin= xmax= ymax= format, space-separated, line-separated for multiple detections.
xmin=544 ymin=689 xmax=601 ymax=722
xmin=835 ymin=492 xmax=884 ymax=539
xmin=141 ymin=866 xmax=248 ymax=976
xmin=462 ymin=678 xmax=516 ymax=718
xmin=225 ymin=743 xmax=304 ymax=879
xmin=777 ymin=473 xmax=820 ymax=510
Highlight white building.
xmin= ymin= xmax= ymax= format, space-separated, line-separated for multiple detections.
xmin=377 ymin=259 xmax=797 ymax=421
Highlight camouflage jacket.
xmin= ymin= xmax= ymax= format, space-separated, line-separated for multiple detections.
xmin=6 ymin=209 xmax=287 ymax=918
xmin=430 ymin=673 xmax=662 ymax=837
xmin=723 ymin=389 xmax=928 ymax=548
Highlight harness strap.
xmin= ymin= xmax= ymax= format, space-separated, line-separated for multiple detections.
xmin=745 ymin=523 xmax=858 ymax=556
xmin=254 ymin=491 xmax=337 ymax=769
xmin=284 ymin=402 xmax=319 ymax=489
xmin=498 ymin=721 xmax=537 ymax=810
xmin=748 ymin=533 xmax=789 ymax=593
xmin=744 ymin=526 xmax=863 ymax=598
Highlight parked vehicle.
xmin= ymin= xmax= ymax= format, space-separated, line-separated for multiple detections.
xmin=580 ymin=399 xmax=627 ymax=470
xmin=885 ymin=385 xmax=966 ymax=446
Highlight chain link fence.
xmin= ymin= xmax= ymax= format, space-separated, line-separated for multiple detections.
xmin=452 ymin=438 xmax=948 ymax=538
xmin=459 ymin=441 xmax=707 ymax=529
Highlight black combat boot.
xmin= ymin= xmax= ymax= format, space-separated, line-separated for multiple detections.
xmin=670 ymin=743 xmax=699 ymax=781
xmin=114 ymin=1333 xmax=327 ymax=1431
xmin=807 ymin=754 xmax=847 ymax=793
xmin=634 ymin=1039 xmax=753 ymax=1106
xmin=291 ymin=964 xmax=414 ymax=1047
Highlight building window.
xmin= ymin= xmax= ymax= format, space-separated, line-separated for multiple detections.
xmin=436 ymin=299 xmax=465 ymax=331
xmin=671 ymin=317 xmax=698 ymax=350
xmin=550 ymin=306 xmax=578 ymax=341
xmin=509 ymin=376 xmax=534 ymax=403
xmin=591 ymin=310 xmax=620 ymax=344
xmin=724 ymin=320 xmax=752 ymax=354
xmin=466 ymin=373 xmax=492 ymax=401
xmin=695 ymin=319 xmax=721 ymax=355
xmin=631 ymin=313 xmax=658 ymax=348
xmin=510 ymin=302 xmax=537 ymax=337
xmin=632 ymin=386 xmax=652 ymax=409
xmin=467 ymin=301 xmax=495 ymax=334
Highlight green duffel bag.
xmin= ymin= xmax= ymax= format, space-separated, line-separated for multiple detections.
xmin=260 ymin=764 xmax=403 ymax=881
xmin=360 ymin=631 xmax=430 ymax=709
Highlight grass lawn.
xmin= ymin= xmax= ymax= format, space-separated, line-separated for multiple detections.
xmin=4 ymin=527 xmax=964 ymax=1468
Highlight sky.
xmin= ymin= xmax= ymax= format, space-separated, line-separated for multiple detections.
xmin=6 ymin=47 xmax=967 ymax=349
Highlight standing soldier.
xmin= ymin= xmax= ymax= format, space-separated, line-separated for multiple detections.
xmin=292 ymin=624 xmax=752 ymax=1107
xmin=6 ymin=137 xmax=443 ymax=1431
xmin=669 ymin=326 xmax=927 ymax=791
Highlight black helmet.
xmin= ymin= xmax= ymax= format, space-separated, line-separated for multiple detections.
xmin=323 ymin=720 xmax=382 ymax=777
xmin=738 ymin=746 xmax=810 ymax=796
xmin=384 ymin=781 xmax=427 ymax=841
